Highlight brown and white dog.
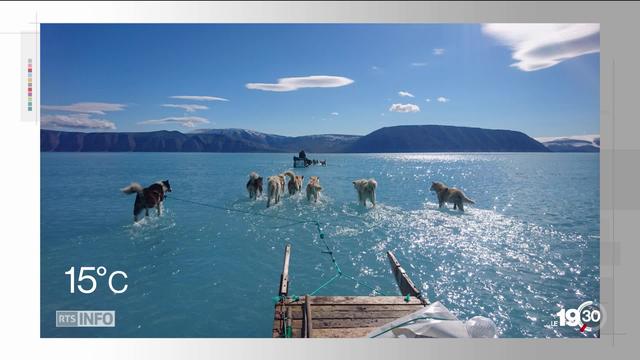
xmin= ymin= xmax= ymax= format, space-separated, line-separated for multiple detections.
xmin=246 ymin=172 xmax=263 ymax=200
xmin=429 ymin=181 xmax=475 ymax=212
xmin=266 ymin=174 xmax=286 ymax=208
xmin=352 ymin=178 xmax=377 ymax=207
xmin=121 ymin=180 xmax=172 ymax=222
xmin=306 ymin=176 xmax=323 ymax=202
xmin=284 ymin=170 xmax=304 ymax=195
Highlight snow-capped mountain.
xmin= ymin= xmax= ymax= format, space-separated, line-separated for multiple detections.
xmin=534 ymin=135 xmax=600 ymax=152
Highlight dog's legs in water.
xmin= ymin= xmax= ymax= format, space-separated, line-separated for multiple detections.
xmin=157 ymin=203 xmax=162 ymax=216
xmin=458 ymin=202 xmax=464 ymax=212
xmin=145 ymin=208 xmax=149 ymax=217
xmin=453 ymin=203 xmax=457 ymax=210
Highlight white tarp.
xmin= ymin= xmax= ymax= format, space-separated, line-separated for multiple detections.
xmin=367 ymin=301 xmax=477 ymax=338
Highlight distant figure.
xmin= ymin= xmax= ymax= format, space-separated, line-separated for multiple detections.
xmin=299 ymin=150 xmax=307 ymax=159
xmin=320 ymin=160 xmax=327 ymax=166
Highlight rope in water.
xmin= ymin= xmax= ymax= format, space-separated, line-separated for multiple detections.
xmin=166 ymin=195 xmax=386 ymax=298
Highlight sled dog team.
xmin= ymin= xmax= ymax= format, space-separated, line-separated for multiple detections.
xmin=245 ymin=170 xmax=475 ymax=211
xmin=121 ymin=173 xmax=474 ymax=222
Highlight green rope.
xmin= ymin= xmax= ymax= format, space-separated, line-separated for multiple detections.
xmin=167 ymin=195 xmax=317 ymax=225
xmin=309 ymin=273 xmax=341 ymax=296
xmin=284 ymin=322 xmax=292 ymax=338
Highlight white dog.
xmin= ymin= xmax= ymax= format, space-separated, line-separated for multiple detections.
xmin=353 ymin=178 xmax=377 ymax=208
xmin=266 ymin=174 xmax=285 ymax=208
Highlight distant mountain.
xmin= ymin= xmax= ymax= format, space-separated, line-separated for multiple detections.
xmin=347 ymin=125 xmax=549 ymax=152
xmin=41 ymin=125 xmax=549 ymax=153
xmin=535 ymin=135 xmax=600 ymax=152
xmin=191 ymin=128 xmax=360 ymax=153
xmin=41 ymin=128 xmax=360 ymax=153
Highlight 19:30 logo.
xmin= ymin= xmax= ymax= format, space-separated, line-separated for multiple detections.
xmin=555 ymin=301 xmax=603 ymax=332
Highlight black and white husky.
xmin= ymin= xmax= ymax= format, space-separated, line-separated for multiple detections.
xmin=121 ymin=180 xmax=172 ymax=222
xmin=246 ymin=172 xmax=263 ymax=200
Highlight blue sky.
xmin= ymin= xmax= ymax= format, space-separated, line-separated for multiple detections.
xmin=41 ymin=24 xmax=599 ymax=137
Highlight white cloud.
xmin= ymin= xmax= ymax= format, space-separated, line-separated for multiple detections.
xmin=425 ymin=98 xmax=431 ymax=102
xmin=331 ymin=112 xmax=339 ymax=116
xmin=41 ymin=113 xmax=116 ymax=130
xmin=481 ymin=23 xmax=600 ymax=71
xmin=398 ymin=91 xmax=415 ymax=98
xmin=433 ymin=48 xmax=445 ymax=55
xmin=371 ymin=65 xmax=380 ymax=71
xmin=170 ymin=95 xmax=229 ymax=101
xmin=246 ymin=75 xmax=354 ymax=92
xmin=138 ymin=116 xmax=210 ymax=128
xmin=411 ymin=62 xmax=428 ymax=67
xmin=161 ymin=104 xmax=209 ymax=112
xmin=41 ymin=102 xmax=126 ymax=115
xmin=437 ymin=96 xmax=450 ymax=103
xmin=389 ymin=103 xmax=420 ymax=113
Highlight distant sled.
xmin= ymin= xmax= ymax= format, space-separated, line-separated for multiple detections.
xmin=293 ymin=156 xmax=309 ymax=168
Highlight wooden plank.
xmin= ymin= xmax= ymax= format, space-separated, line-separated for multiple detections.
xmin=274 ymin=304 xmax=422 ymax=320
xmin=272 ymin=319 xmax=303 ymax=332
xmin=279 ymin=244 xmax=291 ymax=296
xmin=387 ymin=251 xmax=429 ymax=305
xmin=302 ymin=296 xmax=423 ymax=305
xmin=285 ymin=306 xmax=292 ymax=338
xmin=277 ymin=309 xmax=420 ymax=320
xmin=274 ymin=317 xmax=397 ymax=330
xmin=312 ymin=327 xmax=377 ymax=338
xmin=272 ymin=296 xmax=425 ymax=338
xmin=312 ymin=304 xmax=424 ymax=312
xmin=312 ymin=317 xmax=397 ymax=329
xmin=304 ymin=295 xmax=313 ymax=338
xmin=275 ymin=303 xmax=303 ymax=310
xmin=273 ymin=327 xmax=304 ymax=338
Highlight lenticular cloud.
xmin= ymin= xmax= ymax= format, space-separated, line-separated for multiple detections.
xmin=246 ymin=75 xmax=354 ymax=92
xmin=482 ymin=23 xmax=600 ymax=71
xmin=389 ymin=103 xmax=420 ymax=113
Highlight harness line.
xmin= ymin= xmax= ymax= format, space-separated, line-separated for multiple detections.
xmin=166 ymin=195 xmax=386 ymax=299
